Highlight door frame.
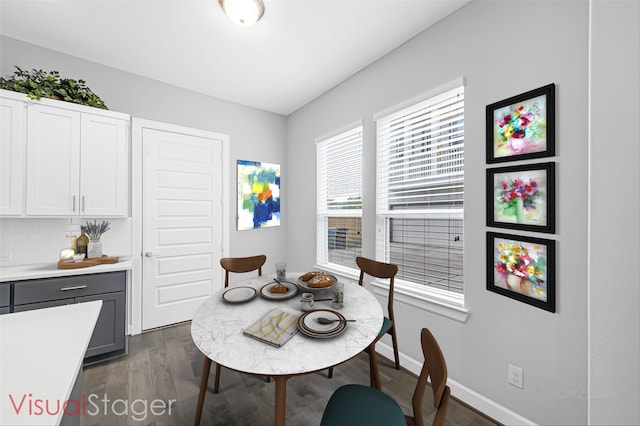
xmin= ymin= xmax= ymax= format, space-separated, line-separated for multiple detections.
xmin=130 ymin=118 xmax=230 ymax=335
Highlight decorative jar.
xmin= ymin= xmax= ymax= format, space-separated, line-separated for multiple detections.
xmin=87 ymin=238 xmax=103 ymax=259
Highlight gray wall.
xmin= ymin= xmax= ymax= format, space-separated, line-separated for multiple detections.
xmin=287 ymin=1 xmax=638 ymax=425
xmin=2 ymin=0 xmax=638 ymax=424
xmin=590 ymin=1 xmax=640 ymax=424
xmin=0 ymin=36 xmax=289 ymax=276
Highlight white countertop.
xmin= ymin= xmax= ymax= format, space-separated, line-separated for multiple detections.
xmin=0 ymin=301 xmax=102 ymax=425
xmin=0 ymin=258 xmax=132 ymax=282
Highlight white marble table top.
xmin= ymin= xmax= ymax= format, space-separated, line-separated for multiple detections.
xmin=191 ymin=273 xmax=383 ymax=376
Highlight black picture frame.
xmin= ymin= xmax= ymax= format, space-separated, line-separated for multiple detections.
xmin=486 ymin=83 xmax=555 ymax=163
xmin=486 ymin=162 xmax=555 ymax=234
xmin=487 ymin=232 xmax=556 ymax=313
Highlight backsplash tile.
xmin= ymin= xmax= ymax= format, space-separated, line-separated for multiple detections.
xmin=0 ymin=218 xmax=132 ymax=266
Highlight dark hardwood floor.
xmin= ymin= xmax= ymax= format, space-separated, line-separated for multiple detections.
xmin=81 ymin=322 xmax=500 ymax=426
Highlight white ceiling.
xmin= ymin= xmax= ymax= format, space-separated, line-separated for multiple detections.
xmin=0 ymin=0 xmax=470 ymax=115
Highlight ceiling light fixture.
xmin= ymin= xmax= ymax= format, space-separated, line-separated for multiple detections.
xmin=219 ymin=0 xmax=265 ymax=27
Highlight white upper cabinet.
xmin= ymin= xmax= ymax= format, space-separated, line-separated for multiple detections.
xmin=79 ymin=113 xmax=128 ymax=217
xmin=25 ymin=104 xmax=130 ymax=217
xmin=1 ymin=90 xmax=130 ymax=217
xmin=26 ymin=104 xmax=81 ymax=216
xmin=0 ymin=97 xmax=26 ymax=215
xmin=0 ymin=89 xmax=132 ymax=218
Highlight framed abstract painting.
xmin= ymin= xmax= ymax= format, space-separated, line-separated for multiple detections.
xmin=486 ymin=162 xmax=555 ymax=234
xmin=487 ymin=232 xmax=556 ymax=312
xmin=237 ymin=160 xmax=280 ymax=230
xmin=486 ymin=83 xmax=555 ymax=163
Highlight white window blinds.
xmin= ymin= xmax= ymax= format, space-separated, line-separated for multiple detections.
xmin=316 ymin=125 xmax=363 ymax=271
xmin=376 ymin=85 xmax=464 ymax=294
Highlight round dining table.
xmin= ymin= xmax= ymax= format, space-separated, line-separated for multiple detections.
xmin=191 ymin=272 xmax=384 ymax=426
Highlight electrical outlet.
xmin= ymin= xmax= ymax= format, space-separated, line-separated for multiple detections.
xmin=508 ymin=363 xmax=524 ymax=389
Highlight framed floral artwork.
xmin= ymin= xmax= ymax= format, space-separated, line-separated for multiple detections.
xmin=486 ymin=162 xmax=555 ymax=234
xmin=486 ymin=83 xmax=555 ymax=163
xmin=487 ymin=232 xmax=556 ymax=312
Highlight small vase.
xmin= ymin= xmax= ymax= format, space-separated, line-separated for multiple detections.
xmin=515 ymin=197 xmax=525 ymax=223
xmin=506 ymin=273 xmax=522 ymax=291
xmin=87 ymin=238 xmax=103 ymax=259
xmin=506 ymin=273 xmax=533 ymax=296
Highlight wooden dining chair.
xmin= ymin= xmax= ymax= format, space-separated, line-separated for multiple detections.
xmin=217 ymin=254 xmax=269 ymax=387
xmin=320 ymin=327 xmax=451 ymax=426
xmin=220 ymin=254 xmax=267 ymax=289
xmin=194 ymin=254 xmax=266 ymax=426
xmin=329 ymin=256 xmax=399 ymax=389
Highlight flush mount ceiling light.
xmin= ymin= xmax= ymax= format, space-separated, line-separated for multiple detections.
xmin=219 ymin=0 xmax=265 ymax=27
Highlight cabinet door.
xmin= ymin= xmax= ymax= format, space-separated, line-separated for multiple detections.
xmin=77 ymin=292 xmax=125 ymax=359
xmin=80 ymin=113 xmax=129 ymax=216
xmin=26 ymin=104 xmax=81 ymax=215
xmin=0 ymin=97 xmax=26 ymax=215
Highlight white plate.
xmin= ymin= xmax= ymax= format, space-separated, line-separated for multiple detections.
xmin=297 ymin=323 xmax=347 ymax=339
xmin=300 ymin=309 xmax=345 ymax=333
xmin=222 ymin=286 xmax=257 ymax=303
xmin=296 ymin=273 xmax=337 ymax=293
xmin=297 ymin=310 xmax=347 ymax=339
xmin=259 ymin=281 xmax=299 ymax=300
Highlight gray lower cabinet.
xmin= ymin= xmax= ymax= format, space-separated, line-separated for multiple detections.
xmin=77 ymin=291 xmax=126 ymax=360
xmin=11 ymin=271 xmax=126 ymax=364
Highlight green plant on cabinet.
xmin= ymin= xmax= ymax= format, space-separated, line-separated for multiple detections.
xmin=0 ymin=66 xmax=108 ymax=109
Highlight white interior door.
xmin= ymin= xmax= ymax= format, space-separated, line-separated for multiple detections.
xmin=142 ymin=126 xmax=223 ymax=330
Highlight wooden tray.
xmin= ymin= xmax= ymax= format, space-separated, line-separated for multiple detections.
xmin=57 ymin=255 xmax=119 ymax=269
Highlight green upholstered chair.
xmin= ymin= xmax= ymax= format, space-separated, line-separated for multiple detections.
xmin=321 ymin=328 xmax=450 ymax=426
xmin=359 ymin=256 xmax=400 ymax=389
xmin=357 ymin=257 xmax=400 ymax=365
xmin=320 ymin=384 xmax=405 ymax=426
xmin=327 ymin=256 xmax=400 ymax=389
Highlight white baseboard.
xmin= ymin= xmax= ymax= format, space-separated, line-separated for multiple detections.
xmin=375 ymin=342 xmax=537 ymax=426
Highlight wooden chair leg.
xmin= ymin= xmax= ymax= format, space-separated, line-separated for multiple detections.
xmin=194 ymin=357 xmax=212 ymax=426
xmin=390 ymin=325 xmax=400 ymax=370
xmin=214 ymin=363 xmax=222 ymax=394
xmin=367 ymin=344 xmax=382 ymax=390
xmin=327 ymin=367 xmax=333 ymax=378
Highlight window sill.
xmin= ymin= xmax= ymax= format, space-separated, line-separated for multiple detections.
xmin=316 ymin=263 xmax=469 ymax=323
xmin=370 ymin=280 xmax=469 ymax=323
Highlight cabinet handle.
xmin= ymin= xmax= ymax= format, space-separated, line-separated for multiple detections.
xmin=60 ymin=285 xmax=88 ymax=291
xmin=72 ymin=195 xmax=77 ymax=212
xmin=82 ymin=196 xmax=85 ymax=212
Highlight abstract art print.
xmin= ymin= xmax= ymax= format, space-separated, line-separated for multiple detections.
xmin=486 ymin=162 xmax=555 ymax=233
xmin=237 ymin=160 xmax=280 ymax=230
xmin=486 ymin=84 xmax=555 ymax=163
xmin=486 ymin=232 xmax=556 ymax=312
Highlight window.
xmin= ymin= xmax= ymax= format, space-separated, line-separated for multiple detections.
xmin=376 ymin=84 xmax=464 ymax=302
xmin=316 ymin=125 xmax=363 ymax=272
